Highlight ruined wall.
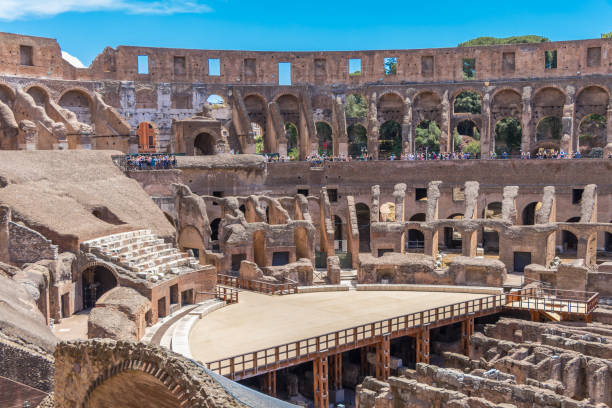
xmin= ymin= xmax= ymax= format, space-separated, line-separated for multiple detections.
xmin=8 ymin=221 xmax=58 ymax=264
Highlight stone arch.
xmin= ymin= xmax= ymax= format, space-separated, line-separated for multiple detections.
xmin=206 ymin=94 xmax=227 ymax=107
xmin=284 ymin=121 xmax=299 ymax=158
xmin=81 ymin=262 xmax=118 ymax=309
xmin=244 ymin=94 xmax=269 ymax=152
xmin=84 ymin=361 xmax=189 ymax=408
xmin=347 ymin=123 xmax=367 ymax=157
xmin=379 ymin=120 xmax=401 ymax=159
xmin=58 ymin=88 xmax=94 ymax=125
xmin=575 ymin=85 xmax=609 ymax=119
xmin=452 ymin=90 xmax=482 ymax=114
xmin=355 ymin=203 xmax=370 ymax=253
xmin=25 ymin=84 xmax=51 ymax=107
xmin=194 ymin=132 xmax=216 ymax=155
xmin=136 ymin=121 xmax=159 ymax=152
xmin=380 ymin=201 xmax=396 ymax=222
xmin=532 ymin=87 xmax=566 ymax=138
xmin=559 ymin=217 xmax=580 ymax=254
xmin=377 ymin=92 xmax=404 ymax=123
xmin=316 ymin=121 xmax=333 ymax=155
xmin=491 ymin=88 xmax=522 ymax=122
xmin=413 ymin=91 xmax=442 ymax=124
xmin=522 ymin=201 xmax=542 ymax=225
xmin=0 ymin=82 xmax=16 ymax=105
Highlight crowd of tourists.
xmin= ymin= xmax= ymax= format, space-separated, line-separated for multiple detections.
xmin=126 ymin=154 xmax=177 ymax=170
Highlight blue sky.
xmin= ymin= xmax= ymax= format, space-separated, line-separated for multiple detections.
xmin=0 ymin=0 xmax=611 ymax=67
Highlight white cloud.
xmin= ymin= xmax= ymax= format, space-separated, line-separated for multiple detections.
xmin=0 ymin=0 xmax=212 ymax=21
xmin=61 ymin=50 xmax=86 ymax=68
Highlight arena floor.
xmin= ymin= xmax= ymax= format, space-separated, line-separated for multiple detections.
xmin=189 ymin=290 xmax=490 ymax=363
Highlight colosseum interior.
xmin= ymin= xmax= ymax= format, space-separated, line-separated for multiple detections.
xmin=0 ymin=30 xmax=612 ymax=408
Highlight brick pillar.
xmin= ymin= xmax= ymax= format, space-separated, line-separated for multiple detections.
xmin=461 ymin=229 xmax=478 ymax=257
xmin=367 ymin=92 xmax=379 ymax=159
xmin=461 ymin=317 xmax=475 ymax=356
xmin=416 ymin=326 xmax=430 ymax=364
xmin=480 ymin=93 xmax=491 ymax=159
xmin=424 ymin=229 xmax=438 ymax=260
xmin=577 ymin=232 xmax=598 ymax=266
xmin=562 ymin=103 xmax=575 ymax=154
xmin=401 ymin=97 xmax=413 ymax=155
xmin=313 ymin=356 xmax=329 ymax=408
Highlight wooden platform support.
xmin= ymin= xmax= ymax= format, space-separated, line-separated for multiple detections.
xmin=313 ymin=356 xmax=329 ymax=408
xmin=461 ymin=316 xmax=475 ymax=356
xmin=262 ymin=370 xmax=276 ymax=397
xmin=375 ymin=334 xmax=391 ymax=381
xmin=330 ymin=353 xmax=342 ymax=391
xmin=416 ymin=326 xmax=430 ymax=364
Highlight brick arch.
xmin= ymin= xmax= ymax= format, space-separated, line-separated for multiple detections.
xmin=0 ymin=81 xmax=16 ymax=104
xmin=451 ymin=87 xmax=484 ymax=103
xmin=79 ymin=259 xmax=119 ymax=281
xmin=376 ymin=90 xmax=404 ymax=104
xmin=413 ymin=90 xmax=442 ymax=123
xmin=24 ymin=83 xmax=53 ymax=102
xmin=273 ymin=90 xmax=300 ymax=103
xmin=491 ymin=88 xmax=522 ymax=122
xmin=57 ymin=86 xmax=94 ymax=107
xmin=532 ymin=86 xmax=567 ymax=107
xmin=83 ymin=359 xmax=189 ymax=407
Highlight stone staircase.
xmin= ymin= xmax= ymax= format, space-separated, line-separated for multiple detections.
xmin=81 ymin=229 xmax=201 ymax=282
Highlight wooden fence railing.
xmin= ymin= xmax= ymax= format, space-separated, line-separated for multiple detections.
xmin=205 ymin=287 xmax=598 ymax=380
xmin=217 ymin=274 xmax=298 ymax=295
xmin=216 ymin=286 xmax=239 ymax=304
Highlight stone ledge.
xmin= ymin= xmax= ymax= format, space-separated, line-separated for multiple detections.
xmin=298 ymin=285 xmax=350 ymax=293
xmin=356 ymin=284 xmax=503 ymax=295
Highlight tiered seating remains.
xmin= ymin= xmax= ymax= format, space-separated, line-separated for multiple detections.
xmin=81 ymin=230 xmax=201 ymax=282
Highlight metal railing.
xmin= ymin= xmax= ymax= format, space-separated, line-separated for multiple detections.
xmin=217 ymin=274 xmax=298 ymax=295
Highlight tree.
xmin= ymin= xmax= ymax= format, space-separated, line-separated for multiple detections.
xmin=458 ymin=35 xmax=549 ymax=47
xmin=602 ymin=32 xmax=612 ymax=38
xmin=415 ymin=120 xmax=441 ymax=153
xmin=465 ymin=140 xmax=481 ymax=155
xmin=453 ymin=130 xmax=462 ymax=151
xmin=379 ymin=120 xmax=402 ymax=157
xmin=384 ymin=58 xmax=397 ymax=75
xmin=285 ymin=122 xmax=298 ymax=158
xmin=345 ymin=94 xmax=367 ymax=119
xmin=495 ymin=118 xmax=522 ymax=154
xmin=454 ymin=91 xmax=482 ymax=114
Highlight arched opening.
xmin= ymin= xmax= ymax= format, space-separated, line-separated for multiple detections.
xmin=0 ymin=84 xmax=14 ymax=106
xmin=494 ymin=117 xmax=522 ymax=155
xmin=535 ymin=116 xmax=562 ymax=153
xmin=356 ymin=203 xmax=370 ymax=252
xmin=453 ymin=91 xmax=482 ymax=114
xmin=251 ymin=122 xmax=265 ymax=154
xmin=316 ymin=121 xmax=333 ymax=156
xmin=347 ymin=123 xmax=367 ymax=158
xmin=559 ymin=217 xmax=580 ymax=255
xmin=377 ymin=93 xmax=404 ymax=123
xmin=333 ymin=215 xmax=343 ymax=241
xmin=379 ymin=120 xmax=401 ymax=159
xmin=482 ymin=202 xmax=502 ymax=253
xmin=82 ymin=265 xmax=117 ymax=309
xmin=210 ymin=218 xmax=221 ymax=242
xmin=415 ymin=120 xmax=441 ymax=154
xmin=136 ymin=122 xmax=158 ymax=153
xmin=284 ymin=122 xmax=298 ymax=160
xmin=253 ymin=230 xmax=266 ymax=267
xmin=86 ymin=370 xmax=183 ymax=408
xmin=295 ymin=227 xmax=310 ymax=259
xmin=443 ymin=214 xmax=463 ymax=251
xmin=405 ymin=229 xmax=424 ymax=253
xmin=194 ymin=132 xmax=216 ymax=155
xmin=380 ymin=202 xmax=396 ymax=222
xmin=454 ymin=119 xmax=479 ymax=153
xmin=522 ymin=202 xmax=542 ymax=225
xmin=26 ymin=86 xmax=49 ymax=107
xmin=578 ymin=113 xmax=606 ymax=157
xmin=206 ymin=94 xmax=226 ymax=108
xmin=59 ymin=89 xmax=93 ymax=125
xmin=345 ymin=94 xmax=367 ymax=119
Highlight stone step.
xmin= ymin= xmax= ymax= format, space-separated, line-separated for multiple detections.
xmin=82 ymin=229 xmax=150 ymax=248
xmin=134 ymin=252 xmax=188 ymax=269
xmin=121 ymin=245 xmax=176 ymax=263
xmin=105 ymin=238 xmax=164 ymax=255
xmin=100 ymin=234 xmax=158 ymax=251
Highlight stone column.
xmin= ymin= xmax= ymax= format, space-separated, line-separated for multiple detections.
xmin=401 ymin=97 xmax=413 ymax=155
xmin=577 ymin=232 xmax=597 ymax=266
xmin=521 ymin=86 xmax=532 ymax=154
xmin=461 ymin=229 xmax=478 ymax=257
xmin=480 ymin=93 xmax=491 ymax=158
xmin=562 ymin=103 xmax=575 ymax=154
xmin=440 ymin=91 xmax=450 ymax=154
xmin=367 ymin=92 xmax=379 ymax=158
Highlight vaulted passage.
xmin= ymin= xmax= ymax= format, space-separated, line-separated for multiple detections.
xmin=82 ymin=265 xmax=117 ymax=309
xmin=194 ymin=132 xmax=216 ymax=155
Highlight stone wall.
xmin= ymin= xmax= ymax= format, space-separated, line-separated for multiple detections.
xmin=8 ymin=221 xmax=58 ymax=264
